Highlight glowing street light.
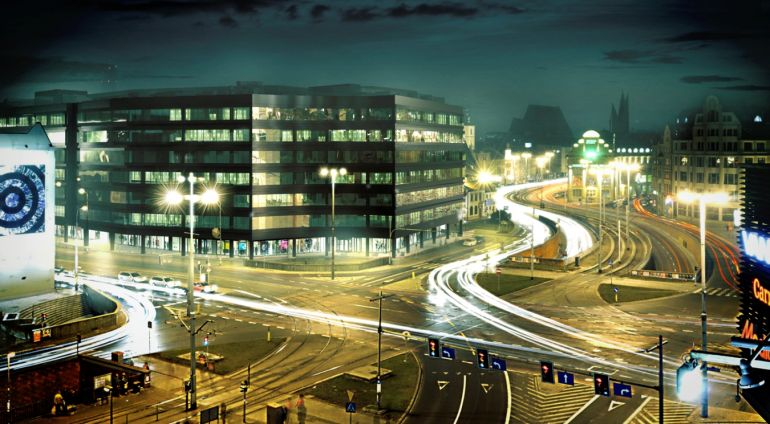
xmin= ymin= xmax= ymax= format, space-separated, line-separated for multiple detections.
xmin=320 ymin=167 xmax=347 ymax=280
xmin=163 ymin=174 xmax=220 ymax=411
xmin=522 ymin=152 xmax=532 ymax=181
xmin=676 ymin=189 xmax=730 ymax=418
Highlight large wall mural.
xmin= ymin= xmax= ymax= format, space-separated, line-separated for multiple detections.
xmin=0 ymin=164 xmax=46 ymax=236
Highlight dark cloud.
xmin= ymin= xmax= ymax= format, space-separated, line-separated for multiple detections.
xmin=604 ymin=49 xmax=682 ymax=65
xmin=285 ymin=4 xmax=298 ymax=20
xmin=340 ymin=7 xmax=378 ymax=22
xmin=96 ymin=0 xmax=285 ymax=18
xmin=0 ymin=56 xmax=115 ymax=83
xmin=681 ymin=75 xmax=743 ymax=84
xmin=388 ymin=3 xmax=478 ymax=18
xmin=662 ymin=31 xmax=748 ymax=43
xmin=219 ymin=15 xmax=238 ymax=28
xmin=718 ymin=85 xmax=770 ymax=91
xmin=310 ymin=4 xmax=330 ymax=21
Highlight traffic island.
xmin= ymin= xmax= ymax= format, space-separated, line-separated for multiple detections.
xmin=476 ymin=272 xmax=550 ymax=296
xmin=598 ymin=283 xmax=679 ymax=304
xmin=305 ymin=353 xmax=418 ymax=420
xmin=151 ymin=338 xmax=286 ymax=375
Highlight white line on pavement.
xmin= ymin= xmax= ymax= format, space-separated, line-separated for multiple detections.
xmin=564 ymin=395 xmax=600 ymax=424
xmin=504 ymin=371 xmax=511 ymax=424
xmin=622 ymin=396 xmax=652 ymax=424
xmin=452 ymin=374 xmax=467 ymax=424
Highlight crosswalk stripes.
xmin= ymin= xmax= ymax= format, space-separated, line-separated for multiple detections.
xmin=629 ymin=398 xmax=695 ymax=424
xmin=697 ymin=287 xmax=739 ymax=298
xmin=509 ymin=373 xmax=595 ymax=424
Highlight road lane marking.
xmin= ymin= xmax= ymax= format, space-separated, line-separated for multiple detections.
xmin=437 ymin=380 xmax=449 ymax=390
xmin=608 ymin=400 xmax=625 ymax=411
xmin=504 ymin=370 xmax=511 ymax=424
xmin=452 ymin=374 xmax=467 ymax=424
xmin=564 ymin=395 xmax=600 ymax=424
xmin=481 ymin=383 xmax=493 ymax=394
xmin=622 ymin=396 xmax=651 ymax=424
xmin=311 ymin=364 xmax=342 ymax=377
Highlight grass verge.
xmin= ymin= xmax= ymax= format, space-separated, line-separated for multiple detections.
xmin=598 ymin=284 xmax=679 ymax=304
xmin=305 ymin=353 xmax=418 ymax=414
xmin=476 ymin=273 xmax=550 ymax=296
xmin=151 ymin=338 xmax=286 ymax=375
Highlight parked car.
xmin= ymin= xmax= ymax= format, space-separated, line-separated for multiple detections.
xmin=462 ymin=238 xmax=478 ymax=247
xmin=119 ymin=271 xmax=148 ymax=284
xmin=193 ymin=281 xmax=219 ymax=294
xmin=118 ymin=271 xmax=132 ymax=283
xmin=150 ymin=276 xmax=182 ymax=289
xmin=129 ymin=272 xmax=148 ymax=284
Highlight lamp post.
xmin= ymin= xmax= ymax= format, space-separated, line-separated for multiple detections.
xmin=201 ymin=189 xmax=222 ymax=261
xmin=6 ymin=352 xmax=14 ymax=422
xmin=386 ymin=223 xmax=426 ymax=265
xmin=75 ymin=188 xmax=88 ymax=291
xmin=165 ymin=174 xmax=220 ymax=411
xmin=591 ymin=168 xmax=606 ymax=273
xmin=623 ymin=163 xmax=639 ymax=250
xmin=320 ymin=167 xmax=346 ymax=280
xmin=676 ymin=190 xmax=729 ymax=419
xmin=369 ymin=291 xmax=394 ymax=411
xmin=522 ymin=152 xmax=532 ymax=181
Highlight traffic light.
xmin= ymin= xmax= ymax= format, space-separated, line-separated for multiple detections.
xmin=476 ymin=349 xmax=489 ymax=369
xmin=76 ymin=334 xmax=82 ymax=344
xmin=593 ymin=373 xmax=610 ymax=396
xmin=203 ymin=336 xmax=209 ymax=346
xmin=184 ymin=380 xmax=191 ymax=392
xmin=240 ymin=379 xmax=249 ymax=393
xmin=428 ymin=338 xmax=440 ymax=358
xmin=540 ymin=361 xmax=554 ymax=384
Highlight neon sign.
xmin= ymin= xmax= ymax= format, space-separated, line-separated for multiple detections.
xmin=754 ymin=278 xmax=770 ymax=306
xmin=741 ymin=321 xmax=770 ymax=361
xmin=742 ymin=230 xmax=770 ymax=266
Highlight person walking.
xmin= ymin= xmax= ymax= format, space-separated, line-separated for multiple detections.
xmin=283 ymin=396 xmax=293 ymax=423
xmin=295 ymin=394 xmax=307 ymax=424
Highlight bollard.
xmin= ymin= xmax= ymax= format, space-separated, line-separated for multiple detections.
xmin=267 ymin=326 xmax=271 ymax=342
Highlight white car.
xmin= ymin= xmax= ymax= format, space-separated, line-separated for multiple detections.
xmin=462 ymin=238 xmax=478 ymax=247
xmin=119 ymin=271 xmax=148 ymax=284
xmin=118 ymin=271 xmax=133 ymax=283
xmin=150 ymin=276 xmax=182 ymax=289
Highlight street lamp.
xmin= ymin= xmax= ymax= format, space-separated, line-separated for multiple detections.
xmin=164 ymin=173 xmax=220 ymax=410
xmin=369 ymin=291 xmax=394 ymax=411
xmin=676 ymin=190 xmax=729 ymax=418
xmin=618 ymin=163 xmax=640 ymax=250
xmin=75 ymin=188 xmax=88 ymax=292
xmin=386 ymin=225 xmax=427 ymax=265
xmin=521 ymin=152 xmax=532 ymax=181
xmin=590 ymin=168 xmax=608 ymax=273
xmin=320 ymin=167 xmax=346 ymax=280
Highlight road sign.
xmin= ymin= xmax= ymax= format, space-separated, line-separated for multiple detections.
xmin=428 ymin=338 xmax=440 ymax=358
xmin=491 ymin=357 xmax=507 ymax=371
xmin=540 ymin=361 xmax=555 ymax=384
xmin=476 ymin=349 xmax=489 ymax=369
xmin=345 ymin=402 xmax=356 ymax=413
xmin=557 ymin=371 xmax=574 ymax=385
xmin=613 ymin=382 xmax=632 ymax=398
xmin=347 ymin=390 xmax=354 ymax=402
xmin=594 ymin=373 xmax=610 ymax=396
xmin=200 ymin=406 xmax=219 ymax=424
xmin=441 ymin=346 xmax=456 ymax=359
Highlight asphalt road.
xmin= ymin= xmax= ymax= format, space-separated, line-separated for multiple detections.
xmin=405 ymin=349 xmax=509 ymax=424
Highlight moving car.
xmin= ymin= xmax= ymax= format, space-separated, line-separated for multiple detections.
xmin=462 ymin=237 xmax=478 ymax=247
xmin=118 ymin=271 xmax=149 ymax=284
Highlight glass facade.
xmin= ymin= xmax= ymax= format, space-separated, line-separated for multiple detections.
xmin=1 ymin=86 xmax=467 ymax=258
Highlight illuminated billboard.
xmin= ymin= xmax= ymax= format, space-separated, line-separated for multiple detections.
xmin=0 ymin=125 xmax=55 ymax=299
xmin=737 ymin=166 xmax=770 ymax=360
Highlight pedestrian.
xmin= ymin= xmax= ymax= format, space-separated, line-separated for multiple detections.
xmin=53 ymin=391 xmax=65 ymax=416
xmin=283 ymin=396 xmax=293 ymax=423
xmin=296 ymin=394 xmax=307 ymax=424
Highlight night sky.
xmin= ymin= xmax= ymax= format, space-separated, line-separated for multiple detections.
xmin=2 ymin=0 xmax=769 ymax=135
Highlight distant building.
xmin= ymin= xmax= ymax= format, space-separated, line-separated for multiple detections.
xmin=464 ymin=124 xmax=476 ymax=151
xmin=508 ymin=105 xmax=574 ymax=148
xmin=651 ymin=95 xmax=770 ymax=221
xmin=609 ymin=92 xmax=630 ymax=139
xmin=0 ymin=83 xmax=468 ymax=259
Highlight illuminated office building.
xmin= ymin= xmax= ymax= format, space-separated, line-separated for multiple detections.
xmin=0 ymin=83 xmax=467 ymax=259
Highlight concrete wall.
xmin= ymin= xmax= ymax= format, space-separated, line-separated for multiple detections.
xmin=0 ymin=125 xmax=55 ymax=299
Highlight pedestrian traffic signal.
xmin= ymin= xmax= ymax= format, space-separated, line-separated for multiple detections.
xmin=240 ymin=379 xmax=248 ymax=393
xmin=428 ymin=338 xmax=440 ymax=358
xmin=540 ymin=361 xmax=555 ymax=383
xmin=477 ymin=349 xmax=489 ymax=369
xmin=203 ymin=336 xmax=209 ymax=346
xmin=594 ymin=373 xmax=610 ymax=396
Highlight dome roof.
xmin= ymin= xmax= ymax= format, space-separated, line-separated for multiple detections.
xmin=582 ymin=130 xmax=601 ymax=138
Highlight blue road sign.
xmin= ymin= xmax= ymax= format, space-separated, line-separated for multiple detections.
xmin=613 ymin=287 xmax=619 ymax=293
xmin=345 ymin=402 xmax=356 ymax=413
xmin=557 ymin=371 xmax=574 ymax=385
xmin=613 ymin=382 xmax=632 ymax=398
xmin=491 ymin=357 xmax=507 ymax=371
xmin=441 ymin=346 xmax=456 ymax=359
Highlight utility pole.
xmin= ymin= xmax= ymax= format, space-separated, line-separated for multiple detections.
xmin=369 ymin=291 xmax=394 ymax=411
xmin=644 ymin=336 xmax=667 ymax=424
